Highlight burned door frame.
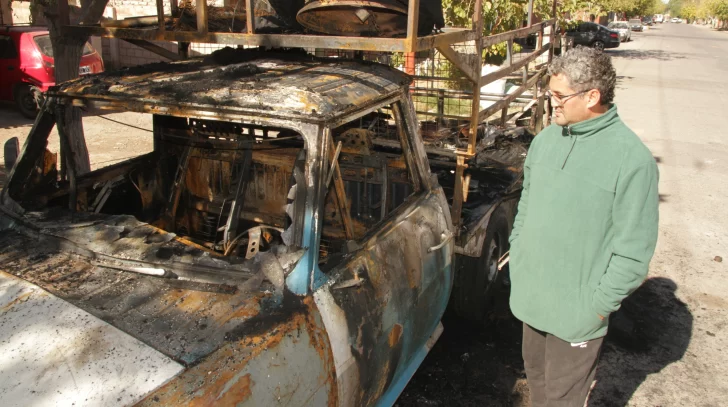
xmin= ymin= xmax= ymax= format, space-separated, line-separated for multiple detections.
xmin=311 ymin=95 xmax=454 ymax=405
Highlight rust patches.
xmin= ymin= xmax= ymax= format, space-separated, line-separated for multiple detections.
xmin=388 ymin=323 xmax=403 ymax=347
xmin=212 ymin=293 xmax=265 ymax=327
xmin=0 ymin=290 xmax=34 ymax=312
xmin=215 ymin=373 xmax=254 ymax=406
xmin=137 ymin=314 xmax=303 ymax=406
xmin=301 ymin=296 xmax=338 ymax=407
xmin=406 ymin=267 xmax=419 ymax=289
xmin=136 ymin=301 xmax=338 ymax=407
xmin=42 ymin=149 xmax=57 ymax=175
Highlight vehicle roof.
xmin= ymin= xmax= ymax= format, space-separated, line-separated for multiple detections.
xmin=52 ymin=48 xmax=410 ymax=125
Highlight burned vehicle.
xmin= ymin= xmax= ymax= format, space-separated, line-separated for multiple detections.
xmin=0 ymin=50 xmax=527 ymax=406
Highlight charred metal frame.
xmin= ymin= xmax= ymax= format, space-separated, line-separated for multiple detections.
xmin=57 ymin=0 xmax=557 ymax=235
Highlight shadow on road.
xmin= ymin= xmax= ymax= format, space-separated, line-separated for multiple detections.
xmin=0 ymin=164 xmax=6 ymax=191
xmin=590 ymin=277 xmax=693 ymax=406
xmin=610 ymin=49 xmax=688 ymax=60
xmin=398 ymin=276 xmax=691 ymax=407
xmin=0 ymin=106 xmax=34 ymax=130
xmin=397 ymin=285 xmax=527 ymax=407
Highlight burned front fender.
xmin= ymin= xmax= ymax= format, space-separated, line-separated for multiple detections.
xmin=136 ymin=295 xmax=338 ymax=407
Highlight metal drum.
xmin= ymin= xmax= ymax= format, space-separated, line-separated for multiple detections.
xmin=255 ymin=0 xmax=304 ymax=33
xmin=296 ymin=0 xmax=444 ymax=37
xmin=252 ymin=0 xmax=306 ymax=32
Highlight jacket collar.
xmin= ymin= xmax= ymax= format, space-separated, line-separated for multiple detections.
xmin=561 ymin=104 xmax=620 ymax=138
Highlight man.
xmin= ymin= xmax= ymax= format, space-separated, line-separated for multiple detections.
xmin=508 ymin=47 xmax=659 ymax=406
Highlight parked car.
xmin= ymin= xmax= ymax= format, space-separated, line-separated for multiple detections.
xmin=0 ymin=25 xmax=104 ymax=118
xmin=629 ymin=19 xmax=644 ymax=31
xmin=565 ymin=22 xmax=620 ymax=51
xmin=641 ymin=16 xmax=654 ymax=26
xmin=608 ymin=21 xmax=632 ymax=42
xmin=654 ymin=14 xmax=664 ymax=23
xmin=671 ymin=17 xmax=680 ymax=23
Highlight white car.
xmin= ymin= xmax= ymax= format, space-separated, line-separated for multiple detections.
xmin=608 ymin=21 xmax=632 ymax=42
xmin=671 ymin=17 xmax=680 ymax=23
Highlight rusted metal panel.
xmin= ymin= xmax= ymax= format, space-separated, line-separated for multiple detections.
xmin=314 ymin=189 xmax=452 ymax=405
xmin=136 ymin=297 xmax=337 ymax=406
xmin=52 ymin=52 xmax=408 ymax=126
xmin=406 ymin=0 xmax=421 ymax=52
xmin=62 ymin=25 xmax=412 ymax=51
xmin=196 ymin=0 xmax=209 ymax=34
xmin=156 ymin=0 xmax=166 ymax=32
xmin=62 ymin=25 xmax=475 ymax=53
xmin=296 ymin=0 xmax=443 ymax=41
xmin=0 ymin=271 xmax=184 ymax=407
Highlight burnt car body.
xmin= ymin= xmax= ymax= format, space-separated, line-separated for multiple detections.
xmin=0 ymin=50 xmax=525 ymax=406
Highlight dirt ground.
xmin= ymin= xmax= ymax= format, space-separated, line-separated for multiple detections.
xmin=0 ymin=23 xmax=726 ymax=407
xmin=0 ymin=108 xmax=152 ymax=174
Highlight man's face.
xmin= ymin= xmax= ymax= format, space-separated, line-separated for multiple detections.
xmin=548 ymin=73 xmax=591 ymax=127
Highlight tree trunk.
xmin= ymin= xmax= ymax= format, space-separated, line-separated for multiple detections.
xmin=49 ymin=25 xmax=91 ymax=176
xmin=42 ymin=0 xmax=110 ymax=176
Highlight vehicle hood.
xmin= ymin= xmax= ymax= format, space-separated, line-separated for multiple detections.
xmin=0 ymin=209 xmax=305 ymax=407
xmin=0 ymin=271 xmax=184 ymax=407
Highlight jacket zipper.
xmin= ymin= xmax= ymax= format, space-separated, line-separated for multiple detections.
xmin=562 ymin=126 xmax=577 ymax=170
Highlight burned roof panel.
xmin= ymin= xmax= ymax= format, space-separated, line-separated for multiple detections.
xmin=56 ymin=48 xmax=410 ymax=123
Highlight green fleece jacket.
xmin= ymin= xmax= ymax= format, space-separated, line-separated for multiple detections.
xmin=509 ymin=105 xmax=659 ymax=343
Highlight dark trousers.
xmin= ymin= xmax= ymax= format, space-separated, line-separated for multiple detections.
xmin=522 ymin=323 xmax=604 ymax=407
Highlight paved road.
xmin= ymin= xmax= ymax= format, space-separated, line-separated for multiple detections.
xmin=399 ymin=23 xmax=728 ymax=406
xmin=591 ymin=22 xmax=728 ymax=406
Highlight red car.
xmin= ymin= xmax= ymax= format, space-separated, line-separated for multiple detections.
xmin=0 ymin=26 xmax=104 ymax=118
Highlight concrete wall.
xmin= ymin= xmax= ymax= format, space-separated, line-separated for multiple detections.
xmin=107 ymin=0 xmax=224 ymax=19
xmin=7 ymin=1 xmax=32 ymax=24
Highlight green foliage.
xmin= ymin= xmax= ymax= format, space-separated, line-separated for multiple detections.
xmin=707 ymin=0 xmax=728 ymax=19
xmin=597 ymin=0 xmax=658 ymax=17
xmin=442 ymin=0 xmax=532 ymax=61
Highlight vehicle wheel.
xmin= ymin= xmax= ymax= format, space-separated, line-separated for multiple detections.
xmin=593 ymin=40 xmax=605 ymax=51
xmin=450 ymin=207 xmax=510 ymax=323
xmin=14 ymin=85 xmax=39 ymax=119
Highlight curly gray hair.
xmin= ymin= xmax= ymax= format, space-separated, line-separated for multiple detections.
xmin=548 ymin=46 xmax=617 ymax=105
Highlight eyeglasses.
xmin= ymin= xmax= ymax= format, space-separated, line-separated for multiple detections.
xmin=545 ymin=89 xmax=589 ymax=104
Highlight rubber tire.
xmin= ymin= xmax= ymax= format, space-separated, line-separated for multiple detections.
xmin=593 ymin=40 xmax=605 ymax=51
xmin=451 ymin=207 xmax=510 ymax=323
xmin=14 ymin=84 xmax=39 ymax=119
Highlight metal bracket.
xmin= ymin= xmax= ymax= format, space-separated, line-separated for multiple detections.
xmin=245 ymin=227 xmax=261 ymax=260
